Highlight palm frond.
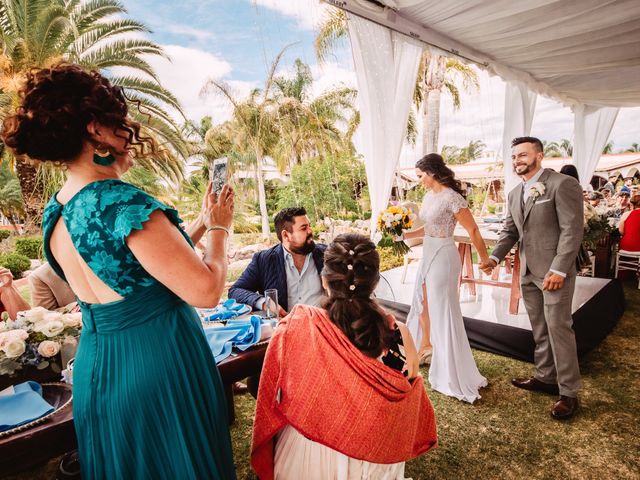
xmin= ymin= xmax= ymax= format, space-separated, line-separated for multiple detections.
xmin=314 ymin=8 xmax=347 ymax=64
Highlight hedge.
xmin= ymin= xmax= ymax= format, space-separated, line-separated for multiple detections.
xmin=0 ymin=253 xmax=31 ymax=278
xmin=14 ymin=236 xmax=44 ymax=259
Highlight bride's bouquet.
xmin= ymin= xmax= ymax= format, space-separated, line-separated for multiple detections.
xmin=376 ymin=206 xmax=414 ymax=256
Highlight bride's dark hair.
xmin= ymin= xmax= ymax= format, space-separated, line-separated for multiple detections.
xmin=415 ymin=153 xmax=465 ymax=197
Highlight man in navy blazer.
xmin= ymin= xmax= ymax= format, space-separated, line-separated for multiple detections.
xmin=229 ymin=207 xmax=327 ymax=315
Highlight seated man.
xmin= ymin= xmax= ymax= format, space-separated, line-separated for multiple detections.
xmin=0 ymin=267 xmax=31 ymax=320
xmin=229 ymin=207 xmax=326 ymax=315
xmin=29 ymin=262 xmax=76 ymax=310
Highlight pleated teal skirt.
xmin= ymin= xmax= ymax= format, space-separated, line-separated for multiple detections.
xmin=74 ymin=283 xmax=236 ymax=479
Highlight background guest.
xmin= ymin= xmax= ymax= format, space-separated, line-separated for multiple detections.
xmin=615 ymin=191 xmax=631 ymax=216
xmin=560 ymin=164 xmax=580 ymax=182
xmin=229 ymin=207 xmax=326 ymax=316
xmin=618 ymin=195 xmax=640 ymax=252
xmin=29 ymin=263 xmax=76 ymax=310
xmin=0 ymin=268 xmax=31 ymax=320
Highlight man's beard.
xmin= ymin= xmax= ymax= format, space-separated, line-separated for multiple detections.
xmin=513 ymin=163 xmax=534 ymax=175
xmin=289 ymin=236 xmax=315 ymax=255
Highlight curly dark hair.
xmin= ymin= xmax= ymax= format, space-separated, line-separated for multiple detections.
xmin=415 ymin=153 xmax=465 ymax=196
xmin=273 ymin=207 xmax=307 ymax=242
xmin=321 ymin=233 xmax=395 ymax=358
xmin=2 ymin=63 xmax=154 ymax=163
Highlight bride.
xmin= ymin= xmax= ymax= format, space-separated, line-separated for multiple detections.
xmin=401 ymin=153 xmax=489 ymax=403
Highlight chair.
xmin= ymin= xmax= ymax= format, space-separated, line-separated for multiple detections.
xmin=614 ymin=248 xmax=640 ymax=288
xmin=401 ymin=246 xmax=423 ymax=283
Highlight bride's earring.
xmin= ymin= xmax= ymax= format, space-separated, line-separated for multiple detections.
xmin=93 ymin=146 xmax=115 ymax=166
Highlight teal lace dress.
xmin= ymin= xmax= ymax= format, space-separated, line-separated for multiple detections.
xmin=42 ymin=179 xmax=235 ymax=479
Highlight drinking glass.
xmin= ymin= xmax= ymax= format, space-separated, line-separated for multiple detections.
xmin=264 ymin=289 xmax=279 ymax=320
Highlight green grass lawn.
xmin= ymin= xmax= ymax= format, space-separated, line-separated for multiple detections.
xmin=4 ymin=282 xmax=640 ymax=480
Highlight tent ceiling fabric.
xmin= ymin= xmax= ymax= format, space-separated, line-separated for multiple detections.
xmin=378 ymin=0 xmax=640 ymax=107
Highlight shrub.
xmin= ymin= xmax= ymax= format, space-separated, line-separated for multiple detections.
xmin=15 ymin=236 xmax=44 ymax=259
xmin=0 ymin=253 xmax=31 ymax=278
xmin=0 ymin=230 xmax=10 ymax=242
xmin=378 ymin=247 xmax=404 ymax=272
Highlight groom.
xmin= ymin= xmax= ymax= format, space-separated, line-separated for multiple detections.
xmin=480 ymin=137 xmax=584 ymax=420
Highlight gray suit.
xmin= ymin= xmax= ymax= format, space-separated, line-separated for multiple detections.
xmin=491 ymin=168 xmax=584 ymax=397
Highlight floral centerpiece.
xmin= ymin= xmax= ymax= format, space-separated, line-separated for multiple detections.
xmin=0 ymin=306 xmax=82 ymax=377
xmin=583 ymin=208 xmax=617 ymax=249
xmin=376 ymin=205 xmax=415 ymax=256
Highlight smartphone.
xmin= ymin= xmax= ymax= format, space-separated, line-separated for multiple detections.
xmin=209 ymin=157 xmax=229 ymax=195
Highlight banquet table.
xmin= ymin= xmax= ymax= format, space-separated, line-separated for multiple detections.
xmin=0 ymin=340 xmax=269 ymax=476
xmin=454 ymin=224 xmax=522 ymax=315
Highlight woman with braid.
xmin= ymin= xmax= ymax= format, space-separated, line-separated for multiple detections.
xmin=252 ymin=234 xmax=437 ymax=480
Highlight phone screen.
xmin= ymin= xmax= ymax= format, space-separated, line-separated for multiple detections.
xmin=210 ymin=158 xmax=228 ymax=195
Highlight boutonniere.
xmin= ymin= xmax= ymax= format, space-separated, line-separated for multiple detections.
xmin=529 ymin=182 xmax=546 ymax=199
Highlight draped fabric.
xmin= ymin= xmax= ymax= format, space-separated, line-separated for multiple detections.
xmin=347 ymin=13 xmax=423 ymax=236
xmin=573 ymin=104 xmax=620 ymax=189
xmin=502 ymin=81 xmax=537 ymax=197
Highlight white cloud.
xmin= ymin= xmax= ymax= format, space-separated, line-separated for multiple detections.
xmin=309 ymin=61 xmax=357 ymax=97
xmin=161 ymin=24 xmax=215 ymax=42
xmin=252 ymin=0 xmax=329 ymax=30
xmin=145 ymin=45 xmax=255 ymax=123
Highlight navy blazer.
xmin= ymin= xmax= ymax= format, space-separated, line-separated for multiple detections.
xmin=228 ymin=243 xmax=327 ymax=312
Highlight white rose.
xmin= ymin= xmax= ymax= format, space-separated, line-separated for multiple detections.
xmin=37 ymin=340 xmax=61 ymax=358
xmin=22 ymin=306 xmax=48 ymax=323
xmin=3 ymin=338 xmax=26 ymax=358
xmin=62 ymin=313 xmax=82 ymax=328
xmin=44 ymin=312 xmax=64 ymax=323
xmin=40 ymin=320 xmax=65 ymax=338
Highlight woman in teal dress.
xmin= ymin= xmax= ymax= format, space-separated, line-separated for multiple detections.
xmin=3 ymin=64 xmax=236 ymax=479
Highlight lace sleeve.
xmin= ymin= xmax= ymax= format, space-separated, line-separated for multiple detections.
xmin=100 ymin=182 xmax=192 ymax=246
xmin=450 ymin=191 xmax=469 ymax=214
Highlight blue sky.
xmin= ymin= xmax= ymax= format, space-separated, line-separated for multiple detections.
xmin=119 ymin=0 xmax=640 ymax=163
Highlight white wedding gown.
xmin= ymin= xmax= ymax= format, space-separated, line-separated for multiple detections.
xmin=406 ymin=188 xmax=488 ymax=403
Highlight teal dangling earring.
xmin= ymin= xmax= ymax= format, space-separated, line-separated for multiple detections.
xmin=93 ymin=146 xmax=116 ymax=166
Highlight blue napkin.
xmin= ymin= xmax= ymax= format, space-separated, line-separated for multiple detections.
xmin=200 ymin=299 xmax=251 ymax=321
xmin=204 ymin=315 xmax=263 ymax=363
xmin=0 ymin=381 xmax=54 ymax=432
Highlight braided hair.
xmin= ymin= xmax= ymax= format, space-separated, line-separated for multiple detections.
xmin=321 ymin=234 xmax=395 ymax=358
xmin=415 ymin=153 xmax=465 ymax=197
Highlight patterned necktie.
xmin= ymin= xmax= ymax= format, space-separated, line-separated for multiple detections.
xmin=520 ymin=184 xmax=526 ymax=212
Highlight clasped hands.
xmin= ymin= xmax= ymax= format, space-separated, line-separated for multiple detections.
xmin=479 ymin=258 xmax=565 ymax=291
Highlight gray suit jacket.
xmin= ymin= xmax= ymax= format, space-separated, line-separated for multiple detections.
xmin=491 ymin=168 xmax=584 ymax=279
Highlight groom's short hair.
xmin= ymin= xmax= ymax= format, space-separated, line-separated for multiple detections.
xmin=512 ymin=136 xmax=543 ymax=153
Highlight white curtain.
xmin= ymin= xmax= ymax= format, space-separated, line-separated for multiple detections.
xmin=573 ymin=105 xmax=619 ymax=189
xmin=501 ymin=81 xmax=537 ymax=197
xmin=347 ymin=14 xmax=423 ymax=235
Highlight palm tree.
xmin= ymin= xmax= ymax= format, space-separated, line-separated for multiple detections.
xmin=203 ymin=48 xmax=289 ymax=239
xmin=602 ymin=141 xmax=615 ymax=154
xmin=0 ymin=160 xmax=23 ymax=229
xmin=626 ymin=143 xmax=640 ymax=153
xmin=543 ymin=140 xmax=562 ymax=158
xmin=559 ymin=139 xmax=573 ymax=157
xmin=440 ymin=139 xmax=485 ymax=164
xmin=314 ymin=7 xmax=479 ymax=155
xmin=0 ymin=0 xmax=188 ymax=229
xmin=272 ymin=58 xmax=358 ymax=168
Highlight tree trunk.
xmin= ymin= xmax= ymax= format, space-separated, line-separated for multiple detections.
xmin=254 ymin=149 xmax=271 ymax=240
xmin=14 ymin=158 xmax=44 ymax=233
xmin=421 ymin=55 xmax=446 ymax=155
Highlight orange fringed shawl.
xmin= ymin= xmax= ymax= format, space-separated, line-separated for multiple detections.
xmin=251 ymin=305 xmax=438 ymax=480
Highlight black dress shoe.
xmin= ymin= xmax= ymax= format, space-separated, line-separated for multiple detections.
xmin=511 ymin=377 xmax=560 ymax=395
xmin=551 ymin=396 xmax=579 ymax=420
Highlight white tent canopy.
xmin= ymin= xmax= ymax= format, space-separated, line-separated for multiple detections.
xmin=330 ymin=0 xmax=640 ymax=220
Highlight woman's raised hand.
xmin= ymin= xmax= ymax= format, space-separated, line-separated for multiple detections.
xmin=202 ymin=182 xmax=234 ymax=230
